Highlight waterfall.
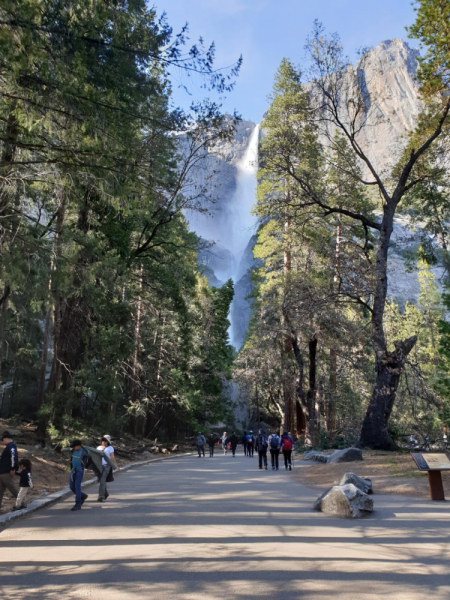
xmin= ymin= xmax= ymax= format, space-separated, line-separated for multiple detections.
xmin=186 ymin=121 xmax=260 ymax=349
xmin=227 ymin=124 xmax=259 ymax=349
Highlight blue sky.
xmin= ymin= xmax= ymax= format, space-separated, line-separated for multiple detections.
xmin=158 ymin=0 xmax=418 ymax=124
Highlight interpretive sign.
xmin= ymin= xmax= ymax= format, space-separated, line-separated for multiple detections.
xmin=411 ymin=452 xmax=450 ymax=501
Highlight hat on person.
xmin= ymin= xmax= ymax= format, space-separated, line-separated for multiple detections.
xmin=2 ymin=431 xmax=12 ymax=440
xmin=70 ymin=439 xmax=82 ymax=448
xmin=102 ymin=434 xmax=112 ymax=443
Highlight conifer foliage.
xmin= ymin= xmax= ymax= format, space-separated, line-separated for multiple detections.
xmin=0 ymin=0 xmax=239 ymax=438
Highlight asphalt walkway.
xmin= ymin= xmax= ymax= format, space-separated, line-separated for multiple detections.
xmin=1 ymin=452 xmax=449 ymax=599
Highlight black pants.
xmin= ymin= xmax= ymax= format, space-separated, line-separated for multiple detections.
xmin=283 ymin=449 xmax=292 ymax=468
xmin=248 ymin=443 xmax=254 ymax=457
xmin=208 ymin=445 xmax=214 ymax=457
xmin=243 ymin=442 xmax=248 ymax=456
xmin=231 ymin=445 xmax=237 ymax=456
xmin=270 ymin=448 xmax=279 ymax=469
xmin=197 ymin=445 xmax=205 ymax=457
xmin=258 ymin=448 xmax=268 ymax=468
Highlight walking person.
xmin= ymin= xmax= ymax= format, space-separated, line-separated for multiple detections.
xmin=257 ymin=429 xmax=268 ymax=470
xmin=207 ymin=433 xmax=216 ymax=457
xmin=196 ymin=432 xmax=206 ymax=457
xmin=69 ymin=440 xmax=89 ymax=511
xmin=242 ymin=431 xmax=248 ymax=456
xmin=96 ymin=435 xmax=118 ymax=502
xmin=221 ymin=432 xmax=228 ymax=455
xmin=0 ymin=431 xmax=19 ymax=512
xmin=247 ymin=431 xmax=255 ymax=457
xmin=12 ymin=458 xmax=33 ymax=511
xmin=268 ymin=431 xmax=280 ymax=470
xmin=229 ymin=432 xmax=239 ymax=457
xmin=280 ymin=431 xmax=294 ymax=470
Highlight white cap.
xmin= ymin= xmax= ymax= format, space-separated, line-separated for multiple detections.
xmin=102 ymin=434 xmax=112 ymax=442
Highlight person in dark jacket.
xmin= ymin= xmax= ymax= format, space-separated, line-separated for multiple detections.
xmin=207 ymin=434 xmax=216 ymax=457
xmin=242 ymin=431 xmax=248 ymax=456
xmin=0 ymin=431 xmax=19 ymax=511
xmin=69 ymin=440 xmax=89 ymax=511
xmin=280 ymin=431 xmax=294 ymax=470
xmin=196 ymin=433 xmax=206 ymax=457
xmin=228 ymin=432 xmax=239 ymax=457
xmin=12 ymin=458 xmax=33 ymax=511
xmin=257 ymin=429 xmax=268 ymax=470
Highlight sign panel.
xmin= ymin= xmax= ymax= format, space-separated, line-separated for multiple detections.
xmin=411 ymin=452 xmax=450 ymax=471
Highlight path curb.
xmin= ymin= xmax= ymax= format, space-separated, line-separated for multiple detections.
xmin=0 ymin=452 xmax=195 ymax=527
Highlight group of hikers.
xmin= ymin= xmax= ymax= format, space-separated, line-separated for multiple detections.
xmin=195 ymin=429 xmax=294 ymax=470
xmin=0 ymin=430 xmax=119 ymax=514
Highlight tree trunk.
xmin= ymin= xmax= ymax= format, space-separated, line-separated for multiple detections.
xmin=360 ymin=203 xmax=417 ymax=448
xmin=360 ymin=335 xmax=417 ymax=449
xmin=306 ymin=336 xmax=318 ymax=445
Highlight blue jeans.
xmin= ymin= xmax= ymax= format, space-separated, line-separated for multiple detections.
xmin=70 ymin=468 xmax=84 ymax=507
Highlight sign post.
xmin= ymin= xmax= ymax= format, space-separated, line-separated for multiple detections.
xmin=410 ymin=453 xmax=450 ymax=501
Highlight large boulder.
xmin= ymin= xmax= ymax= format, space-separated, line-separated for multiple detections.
xmin=339 ymin=472 xmax=372 ymax=494
xmin=328 ymin=447 xmax=363 ymax=463
xmin=303 ymin=451 xmax=329 ymax=463
xmin=314 ymin=484 xmax=374 ymax=518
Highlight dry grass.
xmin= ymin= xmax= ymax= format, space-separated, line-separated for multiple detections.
xmin=292 ymin=450 xmax=450 ymax=500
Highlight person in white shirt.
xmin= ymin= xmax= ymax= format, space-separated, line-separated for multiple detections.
xmin=96 ymin=435 xmax=118 ymax=502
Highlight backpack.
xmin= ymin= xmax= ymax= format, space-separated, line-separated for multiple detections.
xmin=259 ymin=434 xmax=268 ymax=448
xmin=247 ymin=434 xmax=253 ymax=444
xmin=270 ymin=435 xmax=280 ymax=449
xmin=282 ymin=437 xmax=293 ymax=450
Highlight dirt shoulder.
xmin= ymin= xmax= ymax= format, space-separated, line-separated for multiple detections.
xmin=292 ymin=450 xmax=450 ymax=500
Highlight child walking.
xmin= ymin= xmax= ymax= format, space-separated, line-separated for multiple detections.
xmin=12 ymin=458 xmax=33 ymax=511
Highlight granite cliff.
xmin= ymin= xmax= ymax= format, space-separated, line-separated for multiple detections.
xmin=184 ymin=39 xmax=445 ymax=352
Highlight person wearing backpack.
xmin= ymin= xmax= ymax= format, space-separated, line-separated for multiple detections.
xmin=196 ymin=433 xmax=206 ymax=457
xmin=228 ymin=432 xmax=239 ymax=457
xmin=247 ymin=431 xmax=254 ymax=457
xmin=280 ymin=431 xmax=293 ymax=470
xmin=268 ymin=432 xmax=280 ymax=470
xmin=207 ymin=433 xmax=217 ymax=457
xmin=242 ymin=431 xmax=248 ymax=456
xmin=69 ymin=440 xmax=89 ymax=511
xmin=221 ymin=432 xmax=228 ymax=455
xmin=257 ymin=429 xmax=268 ymax=470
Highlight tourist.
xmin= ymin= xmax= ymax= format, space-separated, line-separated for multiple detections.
xmin=280 ymin=431 xmax=294 ymax=470
xmin=196 ymin=432 xmax=206 ymax=457
xmin=242 ymin=431 xmax=248 ymax=456
xmin=12 ymin=458 xmax=33 ymax=511
xmin=96 ymin=435 xmax=118 ymax=502
xmin=268 ymin=431 xmax=280 ymax=470
xmin=247 ymin=431 xmax=255 ymax=457
xmin=0 ymin=431 xmax=19 ymax=512
xmin=221 ymin=432 xmax=228 ymax=455
xmin=229 ymin=432 xmax=239 ymax=457
xmin=257 ymin=429 xmax=268 ymax=470
xmin=207 ymin=433 xmax=216 ymax=457
xmin=69 ymin=440 xmax=88 ymax=511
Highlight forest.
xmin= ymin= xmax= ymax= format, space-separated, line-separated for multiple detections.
xmin=1 ymin=0 xmax=450 ymax=450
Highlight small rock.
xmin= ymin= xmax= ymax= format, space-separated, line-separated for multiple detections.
xmin=34 ymin=444 xmax=42 ymax=450
xmin=314 ymin=483 xmax=373 ymax=518
xmin=141 ymin=451 xmax=153 ymax=458
xmin=339 ymin=472 xmax=372 ymax=494
xmin=328 ymin=447 xmax=363 ymax=463
xmin=303 ymin=451 xmax=329 ymax=463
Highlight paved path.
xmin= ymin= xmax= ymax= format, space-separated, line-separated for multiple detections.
xmin=1 ymin=453 xmax=450 ymax=599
